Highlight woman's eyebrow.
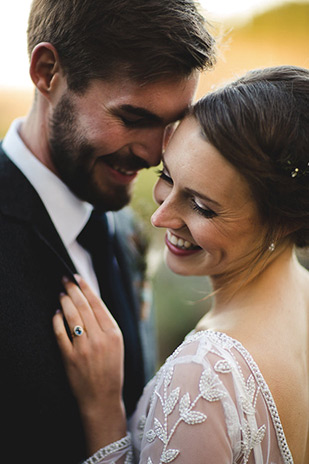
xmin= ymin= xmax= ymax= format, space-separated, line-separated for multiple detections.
xmin=163 ymin=157 xmax=221 ymax=208
xmin=184 ymin=187 xmax=222 ymax=208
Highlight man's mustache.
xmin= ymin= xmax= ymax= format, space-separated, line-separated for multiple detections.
xmin=99 ymin=152 xmax=151 ymax=171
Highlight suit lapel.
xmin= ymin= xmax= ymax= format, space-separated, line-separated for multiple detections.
xmin=0 ymin=146 xmax=77 ymax=277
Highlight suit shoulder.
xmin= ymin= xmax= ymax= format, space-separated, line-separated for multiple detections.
xmin=113 ymin=207 xmax=149 ymax=250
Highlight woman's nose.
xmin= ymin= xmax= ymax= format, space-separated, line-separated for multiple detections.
xmin=151 ymin=198 xmax=184 ymax=230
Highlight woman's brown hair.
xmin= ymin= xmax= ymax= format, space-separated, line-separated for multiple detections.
xmin=193 ymin=66 xmax=309 ymax=250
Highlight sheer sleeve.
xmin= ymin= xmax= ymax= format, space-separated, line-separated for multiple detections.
xmin=130 ymin=330 xmax=293 ymax=464
xmin=82 ymin=330 xmax=293 ymax=464
xmin=134 ymin=364 xmax=236 ymax=463
xmin=82 ymin=434 xmax=132 ymax=463
xmin=131 ymin=335 xmax=241 ymax=463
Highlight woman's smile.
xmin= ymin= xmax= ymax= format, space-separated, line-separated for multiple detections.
xmin=165 ymin=230 xmax=201 ymax=256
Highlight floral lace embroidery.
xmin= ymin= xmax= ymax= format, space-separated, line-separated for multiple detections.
xmin=145 ymin=364 xmax=228 ymax=463
xmin=137 ymin=415 xmax=147 ymax=441
xmin=241 ymin=420 xmax=267 ymax=463
xmin=194 ymin=330 xmax=294 ymax=463
xmin=203 ymin=331 xmax=294 ymax=463
xmin=141 ymin=330 xmax=292 ymax=463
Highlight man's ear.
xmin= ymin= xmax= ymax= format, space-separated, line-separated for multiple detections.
xmin=29 ymin=42 xmax=62 ymax=97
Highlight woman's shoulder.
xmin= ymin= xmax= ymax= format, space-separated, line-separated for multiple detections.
xmin=163 ymin=329 xmax=263 ymax=374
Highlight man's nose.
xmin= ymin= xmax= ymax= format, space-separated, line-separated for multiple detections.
xmin=131 ymin=126 xmax=168 ymax=167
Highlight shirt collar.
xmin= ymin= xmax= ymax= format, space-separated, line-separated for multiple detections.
xmin=2 ymin=118 xmax=93 ymax=247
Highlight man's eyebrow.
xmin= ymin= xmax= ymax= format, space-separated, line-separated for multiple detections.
xmin=118 ymin=104 xmax=163 ymax=124
xmin=118 ymin=104 xmax=190 ymax=125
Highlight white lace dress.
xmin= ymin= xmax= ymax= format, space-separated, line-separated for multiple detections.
xmin=83 ymin=330 xmax=294 ymax=464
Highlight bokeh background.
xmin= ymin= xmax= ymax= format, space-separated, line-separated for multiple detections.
xmin=1 ymin=0 xmax=308 ymax=365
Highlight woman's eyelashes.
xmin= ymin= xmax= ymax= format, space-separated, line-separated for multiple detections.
xmin=191 ymin=199 xmax=217 ymax=218
xmin=157 ymin=169 xmax=217 ymax=219
xmin=157 ymin=168 xmax=173 ymax=184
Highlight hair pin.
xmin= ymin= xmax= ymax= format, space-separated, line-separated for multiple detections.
xmin=284 ymin=160 xmax=309 ymax=178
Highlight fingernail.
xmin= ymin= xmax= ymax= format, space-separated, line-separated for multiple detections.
xmin=55 ymin=309 xmax=62 ymax=314
xmin=62 ymin=276 xmax=69 ymax=283
xmin=74 ymin=274 xmax=82 ymax=283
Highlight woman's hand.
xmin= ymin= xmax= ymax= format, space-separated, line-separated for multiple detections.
xmin=53 ymin=275 xmax=126 ymax=454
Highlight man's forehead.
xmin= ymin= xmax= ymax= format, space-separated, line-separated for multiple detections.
xmin=107 ymin=74 xmax=198 ymax=121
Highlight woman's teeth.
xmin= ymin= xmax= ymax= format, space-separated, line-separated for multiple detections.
xmin=167 ymin=230 xmax=198 ymax=250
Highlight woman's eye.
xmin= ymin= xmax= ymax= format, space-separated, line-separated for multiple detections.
xmin=191 ymin=199 xmax=216 ymax=219
xmin=157 ymin=168 xmax=173 ymax=185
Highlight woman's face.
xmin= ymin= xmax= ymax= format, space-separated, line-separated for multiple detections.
xmin=151 ymin=116 xmax=267 ymax=280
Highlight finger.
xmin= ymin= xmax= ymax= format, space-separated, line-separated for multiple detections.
xmin=74 ymin=275 xmax=119 ymax=331
xmin=62 ymin=279 xmax=100 ymax=334
xmin=53 ymin=310 xmax=73 ymax=355
xmin=59 ymin=292 xmax=87 ymax=340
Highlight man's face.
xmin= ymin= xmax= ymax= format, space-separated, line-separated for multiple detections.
xmin=48 ymin=75 xmax=198 ymax=211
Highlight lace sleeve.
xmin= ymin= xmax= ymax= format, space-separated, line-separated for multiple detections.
xmin=135 ymin=359 xmax=238 ymax=463
xmin=82 ymin=434 xmax=132 ymax=464
xmin=83 ymin=360 xmax=236 ymax=464
xmin=130 ymin=331 xmax=283 ymax=464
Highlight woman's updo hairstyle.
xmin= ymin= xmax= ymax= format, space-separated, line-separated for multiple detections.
xmin=193 ymin=65 xmax=309 ymax=250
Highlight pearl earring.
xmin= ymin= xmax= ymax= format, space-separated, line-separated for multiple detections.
xmin=268 ymin=242 xmax=275 ymax=252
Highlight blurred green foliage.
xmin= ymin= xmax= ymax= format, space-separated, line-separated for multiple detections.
xmin=152 ymin=262 xmax=212 ymax=365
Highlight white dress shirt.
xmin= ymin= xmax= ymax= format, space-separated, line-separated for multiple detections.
xmin=2 ymin=118 xmax=100 ymax=295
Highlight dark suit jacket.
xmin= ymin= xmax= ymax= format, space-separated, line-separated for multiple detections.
xmin=0 ymin=145 xmax=156 ymax=463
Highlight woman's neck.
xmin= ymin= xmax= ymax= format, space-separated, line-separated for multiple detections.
xmin=197 ymin=244 xmax=302 ymax=333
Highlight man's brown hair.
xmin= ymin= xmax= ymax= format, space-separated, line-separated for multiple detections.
xmin=27 ymin=0 xmax=216 ymax=92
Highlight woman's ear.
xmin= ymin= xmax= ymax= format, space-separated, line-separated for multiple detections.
xmin=29 ymin=42 xmax=62 ymax=97
xmin=272 ymin=222 xmax=300 ymax=249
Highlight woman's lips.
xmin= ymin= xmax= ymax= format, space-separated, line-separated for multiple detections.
xmin=165 ymin=230 xmax=201 ymax=256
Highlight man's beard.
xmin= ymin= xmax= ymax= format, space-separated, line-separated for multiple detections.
xmin=48 ymin=94 xmax=146 ymax=211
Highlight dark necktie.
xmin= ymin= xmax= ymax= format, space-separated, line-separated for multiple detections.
xmin=77 ymin=210 xmax=144 ymax=416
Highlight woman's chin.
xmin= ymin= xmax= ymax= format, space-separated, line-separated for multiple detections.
xmin=164 ymin=257 xmax=197 ymax=277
